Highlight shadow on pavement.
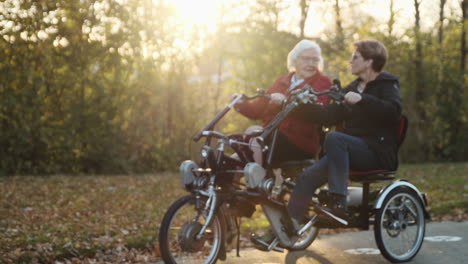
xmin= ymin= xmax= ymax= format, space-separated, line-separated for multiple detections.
xmin=285 ymin=250 xmax=333 ymax=264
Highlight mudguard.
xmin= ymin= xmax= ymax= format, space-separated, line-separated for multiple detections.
xmin=374 ymin=179 xmax=430 ymax=219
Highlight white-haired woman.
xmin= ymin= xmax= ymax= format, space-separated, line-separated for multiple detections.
xmin=233 ymin=39 xmax=332 ymax=165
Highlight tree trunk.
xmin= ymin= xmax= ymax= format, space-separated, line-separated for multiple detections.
xmin=437 ymin=0 xmax=446 ymax=91
xmin=412 ymin=0 xmax=428 ymax=159
xmin=300 ymin=0 xmax=310 ymax=39
xmin=388 ymin=0 xmax=395 ymax=37
xmin=451 ymin=0 xmax=467 ymax=159
xmin=438 ymin=0 xmax=446 ymax=44
xmin=414 ymin=0 xmax=424 ymax=114
xmin=334 ymin=0 xmax=345 ymax=50
xmin=461 ymin=0 xmax=467 ymax=74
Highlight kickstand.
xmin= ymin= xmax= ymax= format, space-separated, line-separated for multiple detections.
xmin=235 ymin=216 xmax=241 ymax=257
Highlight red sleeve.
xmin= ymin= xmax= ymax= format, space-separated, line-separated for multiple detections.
xmin=235 ymin=76 xmax=286 ymax=121
xmin=235 ymin=97 xmax=269 ymax=120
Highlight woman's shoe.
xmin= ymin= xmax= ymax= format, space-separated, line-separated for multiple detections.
xmin=314 ymin=193 xmax=348 ymax=226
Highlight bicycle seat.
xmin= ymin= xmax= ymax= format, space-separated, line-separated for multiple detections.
xmin=349 ymin=115 xmax=407 ymax=183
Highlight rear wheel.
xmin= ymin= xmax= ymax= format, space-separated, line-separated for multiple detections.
xmin=374 ymin=187 xmax=425 ymax=263
xmin=159 ymin=194 xmax=224 ymax=264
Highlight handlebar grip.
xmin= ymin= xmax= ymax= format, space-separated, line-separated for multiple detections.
xmin=193 ymin=130 xmax=226 ymax=142
xmin=193 ymin=133 xmax=203 ymax=142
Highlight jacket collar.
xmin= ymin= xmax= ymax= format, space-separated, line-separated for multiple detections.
xmin=280 ymin=71 xmax=324 ymax=86
xmin=353 ymin=72 xmax=398 ymax=84
xmin=349 ymin=71 xmax=398 ymax=89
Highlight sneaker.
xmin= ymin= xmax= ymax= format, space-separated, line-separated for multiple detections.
xmin=314 ymin=194 xmax=348 ymax=226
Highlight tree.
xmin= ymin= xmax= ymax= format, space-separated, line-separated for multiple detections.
xmin=437 ymin=0 xmax=447 ymax=91
xmin=413 ymin=0 xmax=424 ymax=115
xmin=388 ymin=0 xmax=396 ymax=37
xmin=334 ymin=0 xmax=345 ymax=51
xmin=299 ymin=0 xmax=311 ymax=38
xmin=462 ymin=0 xmax=467 ymax=73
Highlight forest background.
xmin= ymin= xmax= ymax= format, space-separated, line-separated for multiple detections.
xmin=0 ymin=0 xmax=466 ymax=175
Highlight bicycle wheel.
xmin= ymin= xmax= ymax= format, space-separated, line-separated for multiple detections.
xmin=374 ymin=187 xmax=425 ymax=263
xmin=159 ymin=194 xmax=224 ymax=264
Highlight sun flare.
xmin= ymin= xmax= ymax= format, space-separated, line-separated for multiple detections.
xmin=168 ymin=0 xmax=220 ymax=30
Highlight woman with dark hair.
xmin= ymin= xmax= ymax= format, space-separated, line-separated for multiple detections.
xmin=288 ymin=40 xmax=402 ymax=226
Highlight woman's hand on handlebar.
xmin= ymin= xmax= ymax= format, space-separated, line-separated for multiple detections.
xmin=269 ymin=93 xmax=286 ymax=105
xmin=344 ymin=91 xmax=362 ymax=105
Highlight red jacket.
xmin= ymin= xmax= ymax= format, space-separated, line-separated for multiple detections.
xmin=236 ymin=71 xmax=332 ymax=156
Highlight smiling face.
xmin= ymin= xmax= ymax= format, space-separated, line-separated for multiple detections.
xmin=294 ymin=48 xmax=320 ymax=80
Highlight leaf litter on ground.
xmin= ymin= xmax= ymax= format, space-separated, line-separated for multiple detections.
xmin=0 ymin=163 xmax=466 ymax=263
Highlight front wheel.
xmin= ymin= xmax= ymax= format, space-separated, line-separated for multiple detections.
xmin=159 ymin=194 xmax=224 ymax=264
xmin=374 ymin=187 xmax=426 ymax=263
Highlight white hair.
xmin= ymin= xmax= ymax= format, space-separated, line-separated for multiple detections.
xmin=287 ymin=40 xmax=323 ymax=72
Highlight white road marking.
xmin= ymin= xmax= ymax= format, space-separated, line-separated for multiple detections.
xmin=344 ymin=248 xmax=381 ymax=255
xmin=424 ymin=236 xmax=463 ymax=242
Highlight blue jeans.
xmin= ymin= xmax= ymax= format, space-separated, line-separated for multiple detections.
xmin=287 ymin=132 xmax=382 ymax=220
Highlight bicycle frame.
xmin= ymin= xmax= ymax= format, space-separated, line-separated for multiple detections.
xmin=161 ymin=81 xmax=430 ymax=263
xmin=183 ymin=84 xmax=344 ymax=247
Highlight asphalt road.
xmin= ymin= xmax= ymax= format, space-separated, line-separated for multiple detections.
xmin=223 ymin=221 xmax=467 ymax=264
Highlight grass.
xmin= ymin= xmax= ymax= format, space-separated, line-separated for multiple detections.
xmin=398 ymin=163 xmax=468 ymax=218
xmin=0 ymin=163 xmax=467 ymax=263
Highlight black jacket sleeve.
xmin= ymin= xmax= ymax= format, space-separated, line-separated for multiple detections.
xmin=299 ymin=102 xmax=351 ymax=126
xmin=357 ymin=80 xmax=402 ymax=122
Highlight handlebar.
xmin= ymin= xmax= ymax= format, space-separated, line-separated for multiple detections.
xmin=193 ymin=89 xmax=271 ymax=142
xmin=193 ymin=79 xmax=345 ymax=142
xmin=242 ymin=88 xmax=272 ymax=101
xmin=299 ymin=78 xmax=345 ymax=103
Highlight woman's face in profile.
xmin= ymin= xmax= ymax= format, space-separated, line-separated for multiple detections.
xmin=349 ymin=51 xmax=369 ymax=75
xmin=294 ymin=48 xmax=320 ymax=80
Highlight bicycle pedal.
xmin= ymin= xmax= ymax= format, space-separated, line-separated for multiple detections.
xmin=250 ymin=234 xmax=284 ymax=252
xmin=268 ymin=237 xmax=284 ymax=252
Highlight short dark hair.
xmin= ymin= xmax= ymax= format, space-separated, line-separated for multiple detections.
xmin=354 ymin=40 xmax=388 ymax=72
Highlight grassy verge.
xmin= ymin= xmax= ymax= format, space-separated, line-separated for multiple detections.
xmin=398 ymin=163 xmax=468 ymax=220
xmin=0 ymin=163 xmax=466 ymax=262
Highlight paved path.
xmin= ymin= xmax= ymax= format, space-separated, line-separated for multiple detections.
xmin=223 ymin=221 xmax=467 ymax=264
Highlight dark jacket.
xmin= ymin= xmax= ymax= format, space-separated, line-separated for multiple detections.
xmin=301 ymin=72 xmax=402 ymax=170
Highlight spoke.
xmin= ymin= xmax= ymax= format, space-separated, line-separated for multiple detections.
xmin=379 ymin=192 xmax=425 ymax=261
xmin=387 ymin=205 xmax=400 ymax=211
xmin=404 ymin=201 xmax=418 ymax=219
xmin=161 ymin=196 xmax=222 ymax=264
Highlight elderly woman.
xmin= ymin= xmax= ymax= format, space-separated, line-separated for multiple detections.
xmin=233 ymin=40 xmax=332 ymax=165
xmin=288 ymin=40 xmax=402 ymax=226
